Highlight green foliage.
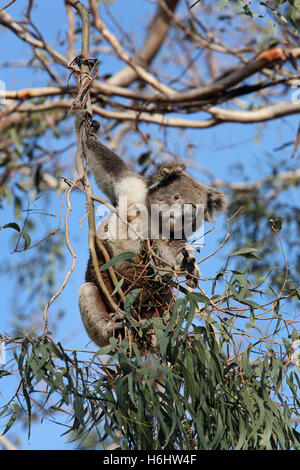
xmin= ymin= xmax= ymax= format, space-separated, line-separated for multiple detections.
xmin=226 ymin=158 xmax=300 ymax=291
xmin=1 ymin=233 xmax=299 ymax=449
xmin=99 ymin=251 xmax=136 ymax=271
xmin=1 ymin=279 xmax=300 ymax=449
xmin=0 ymin=0 xmax=299 ymax=451
xmin=220 ymin=0 xmax=300 ymax=31
xmin=0 ymin=222 xmax=31 ymax=250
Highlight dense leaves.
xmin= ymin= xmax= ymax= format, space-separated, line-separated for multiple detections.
xmin=1 ymin=0 xmax=300 ymax=451
xmin=1 ymin=278 xmax=300 ymax=450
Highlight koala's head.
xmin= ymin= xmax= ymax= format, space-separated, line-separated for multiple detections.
xmin=146 ymin=162 xmax=226 ymax=238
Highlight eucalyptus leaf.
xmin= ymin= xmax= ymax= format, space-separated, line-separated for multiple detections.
xmin=100 ymin=251 xmax=136 ymax=271
xmin=229 ymin=247 xmax=261 ymax=260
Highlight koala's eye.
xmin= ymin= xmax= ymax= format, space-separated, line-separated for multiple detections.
xmin=174 ymin=194 xmax=180 ymax=200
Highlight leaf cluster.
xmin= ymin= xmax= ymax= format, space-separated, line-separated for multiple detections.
xmin=1 ymin=291 xmax=299 ymax=450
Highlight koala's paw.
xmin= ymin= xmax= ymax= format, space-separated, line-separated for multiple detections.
xmin=181 ymin=247 xmax=201 ymax=289
xmin=75 ymin=109 xmax=92 ymax=126
xmin=90 ymin=119 xmax=100 ymax=134
xmin=75 ymin=110 xmax=100 ymax=137
xmin=148 ymin=328 xmax=158 ymax=353
xmin=108 ymin=311 xmax=125 ymax=322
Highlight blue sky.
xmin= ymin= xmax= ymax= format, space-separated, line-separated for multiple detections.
xmin=0 ymin=0 xmax=299 ymax=449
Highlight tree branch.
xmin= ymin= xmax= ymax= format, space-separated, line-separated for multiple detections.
xmin=106 ymin=0 xmax=180 ymax=87
xmin=67 ymin=0 xmax=125 ymax=310
xmin=0 ymin=434 xmax=18 ymax=450
xmin=152 ymin=48 xmax=300 ymax=104
xmin=89 ymin=0 xmax=174 ymax=95
xmin=2 ymin=97 xmax=300 ymax=129
xmin=213 ymin=169 xmax=300 ymax=192
xmin=0 ymin=10 xmax=68 ymax=67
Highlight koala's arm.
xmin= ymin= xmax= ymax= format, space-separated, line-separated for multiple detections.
xmin=78 ymin=282 xmax=124 ymax=347
xmin=75 ymin=110 xmax=145 ymax=205
xmin=153 ymin=239 xmax=200 ymax=289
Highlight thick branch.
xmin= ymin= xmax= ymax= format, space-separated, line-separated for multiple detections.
xmin=1 ymin=71 xmax=297 ymax=112
xmin=0 ymin=10 xmax=68 ymax=67
xmin=1 ymin=7 xmax=299 ymax=109
xmin=0 ymin=435 xmax=18 ymax=450
xmin=106 ymin=0 xmax=180 ymax=87
xmin=207 ymin=102 xmax=300 ymax=124
xmin=89 ymin=0 xmax=173 ymax=95
xmin=0 ymin=86 xmax=73 ymax=100
xmin=154 ymin=48 xmax=300 ymax=103
xmin=213 ymin=169 xmax=300 ymax=192
xmin=67 ymin=0 xmax=125 ymax=309
xmin=3 ymin=98 xmax=300 ymax=129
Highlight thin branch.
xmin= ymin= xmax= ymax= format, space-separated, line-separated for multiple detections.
xmin=67 ymin=0 xmax=125 ymax=309
xmin=0 ymin=10 xmax=68 ymax=67
xmin=154 ymin=48 xmax=300 ymax=104
xmin=106 ymin=0 xmax=180 ymax=87
xmin=65 ymin=0 xmax=75 ymax=61
xmin=34 ymin=48 xmax=64 ymax=87
xmin=0 ymin=434 xmax=18 ymax=450
xmin=89 ymin=0 xmax=174 ymax=95
xmin=198 ymin=207 xmax=244 ymax=265
xmin=0 ymin=0 xmax=16 ymax=13
xmin=213 ymin=169 xmax=300 ymax=192
xmin=42 ymin=186 xmax=77 ymax=335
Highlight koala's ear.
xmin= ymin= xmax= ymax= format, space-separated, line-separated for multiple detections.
xmin=204 ymin=187 xmax=227 ymax=222
xmin=149 ymin=163 xmax=186 ymax=190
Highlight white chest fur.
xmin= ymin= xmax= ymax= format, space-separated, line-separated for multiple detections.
xmin=115 ymin=176 xmax=148 ymax=207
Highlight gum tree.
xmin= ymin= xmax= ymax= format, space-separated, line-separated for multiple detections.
xmin=0 ymin=0 xmax=300 ymax=450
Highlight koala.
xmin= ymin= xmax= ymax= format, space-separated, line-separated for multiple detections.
xmin=75 ymin=110 xmax=226 ymax=349
xmin=80 ymin=207 xmax=193 ymax=351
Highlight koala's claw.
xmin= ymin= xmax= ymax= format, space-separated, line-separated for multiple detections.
xmin=181 ymin=247 xmax=200 ymax=289
xmin=186 ymin=275 xmax=198 ymax=289
xmin=75 ymin=110 xmax=100 ymax=137
xmin=75 ymin=109 xmax=92 ymax=124
xmin=90 ymin=119 xmax=100 ymax=133
xmin=108 ymin=311 xmax=125 ymax=322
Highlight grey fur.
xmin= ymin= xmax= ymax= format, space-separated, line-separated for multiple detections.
xmin=75 ymin=110 xmax=145 ymax=206
xmin=75 ymin=110 xmax=227 ymax=348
